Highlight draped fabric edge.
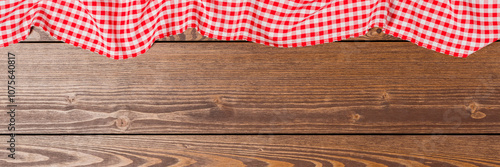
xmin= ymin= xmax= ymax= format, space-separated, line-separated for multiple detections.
xmin=1 ymin=0 xmax=498 ymax=59
xmin=2 ymin=23 xmax=496 ymax=59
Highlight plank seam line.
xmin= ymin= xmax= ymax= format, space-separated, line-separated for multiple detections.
xmin=6 ymin=133 xmax=500 ymax=136
xmin=22 ymin=40 xmax=494 ymax=44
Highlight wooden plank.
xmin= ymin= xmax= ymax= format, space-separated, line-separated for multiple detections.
xmin=1 ymin=135 xmax=499 ymax=166
xmin=1 ymin=42 xmax=500 ymax=134
xmin=23 ymin=27 xmax=401 ymax=42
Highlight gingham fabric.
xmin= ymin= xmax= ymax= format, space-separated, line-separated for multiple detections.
xmin=1 ymin=0 xmax=499 ymax=59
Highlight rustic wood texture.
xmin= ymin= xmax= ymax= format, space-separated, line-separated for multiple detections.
xmin=4 ymin=25 xmax=498 ymax=166
xmin=23 ymin=27 xmax=401 ymax=42
xmin=1 ymin=135 xmax=499 ymax=166
xmin=1 ymin=42 xmax=499 ymax=134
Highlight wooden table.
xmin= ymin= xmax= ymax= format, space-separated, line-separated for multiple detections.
xmin=1 ymin=27 xmax=499 ymax=166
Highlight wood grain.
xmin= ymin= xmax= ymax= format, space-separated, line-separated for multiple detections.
xmin=1 ymin=135 xmax=499 ymax=166
xmin=1 ymin=42 xmax=499 ymax=134
xmin=23 ymin=27 xmax=401 ymax=42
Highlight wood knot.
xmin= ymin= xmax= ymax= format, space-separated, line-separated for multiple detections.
xmin=350 ymin=113 xmax=361 ymax=123
xmin=210 ymin=96 xmax=234 ymax=119
xmin=115 ymin=116 xmax=130 ymax=130
xmin=376 ymin=28 xmax=382 ymax=34
xmin=467 ymin=102 xmax=478 ymax=112
xmin=466 ymin=102 xmax=486 ymax=119
xmin=470 ymin=112 xmax=486 ymax=119
xmin=65 ymin=95 xmax=76 ymax=104
xmin=381 ymin=91 xmax=390 ymax=101
xmin=213 ymin=96 xmax=223 ymax=106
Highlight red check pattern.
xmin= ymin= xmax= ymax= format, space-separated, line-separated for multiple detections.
xmin=1 ymin=0 xmax=499 ymax=59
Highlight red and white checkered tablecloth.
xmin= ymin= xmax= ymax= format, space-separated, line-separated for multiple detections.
xmin=1 ymin=0 xmax=499 ymax=59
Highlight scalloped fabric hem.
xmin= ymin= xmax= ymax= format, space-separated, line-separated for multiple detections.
xmin=1 ymin=0 xmax=499 ymax=59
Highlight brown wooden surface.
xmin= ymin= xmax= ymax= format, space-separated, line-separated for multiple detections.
xmin=1 ymin=135 xmax=499 ymax=166
xmin=24 ymin=27 xmax=401 ymax=42
xmin=2 ymin=27 xmax=498 ymax=166
xmin=1 ymin=42 xmax=499 ymax=134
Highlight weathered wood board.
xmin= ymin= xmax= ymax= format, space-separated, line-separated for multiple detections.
xmin=0 ymin=27 xmax=498 ymax=166
xmin=1 ymin=135 xmax=499 ymax=166
xmin=1 ymin=42 xmax=499 ymax=134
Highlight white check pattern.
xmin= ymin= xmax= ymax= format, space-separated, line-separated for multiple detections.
xmin=0 ymin=0 xmax=499 ymax=59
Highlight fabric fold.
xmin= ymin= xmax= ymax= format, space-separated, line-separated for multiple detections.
xmin=0 ymin=0 xmax=498 ymax=59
